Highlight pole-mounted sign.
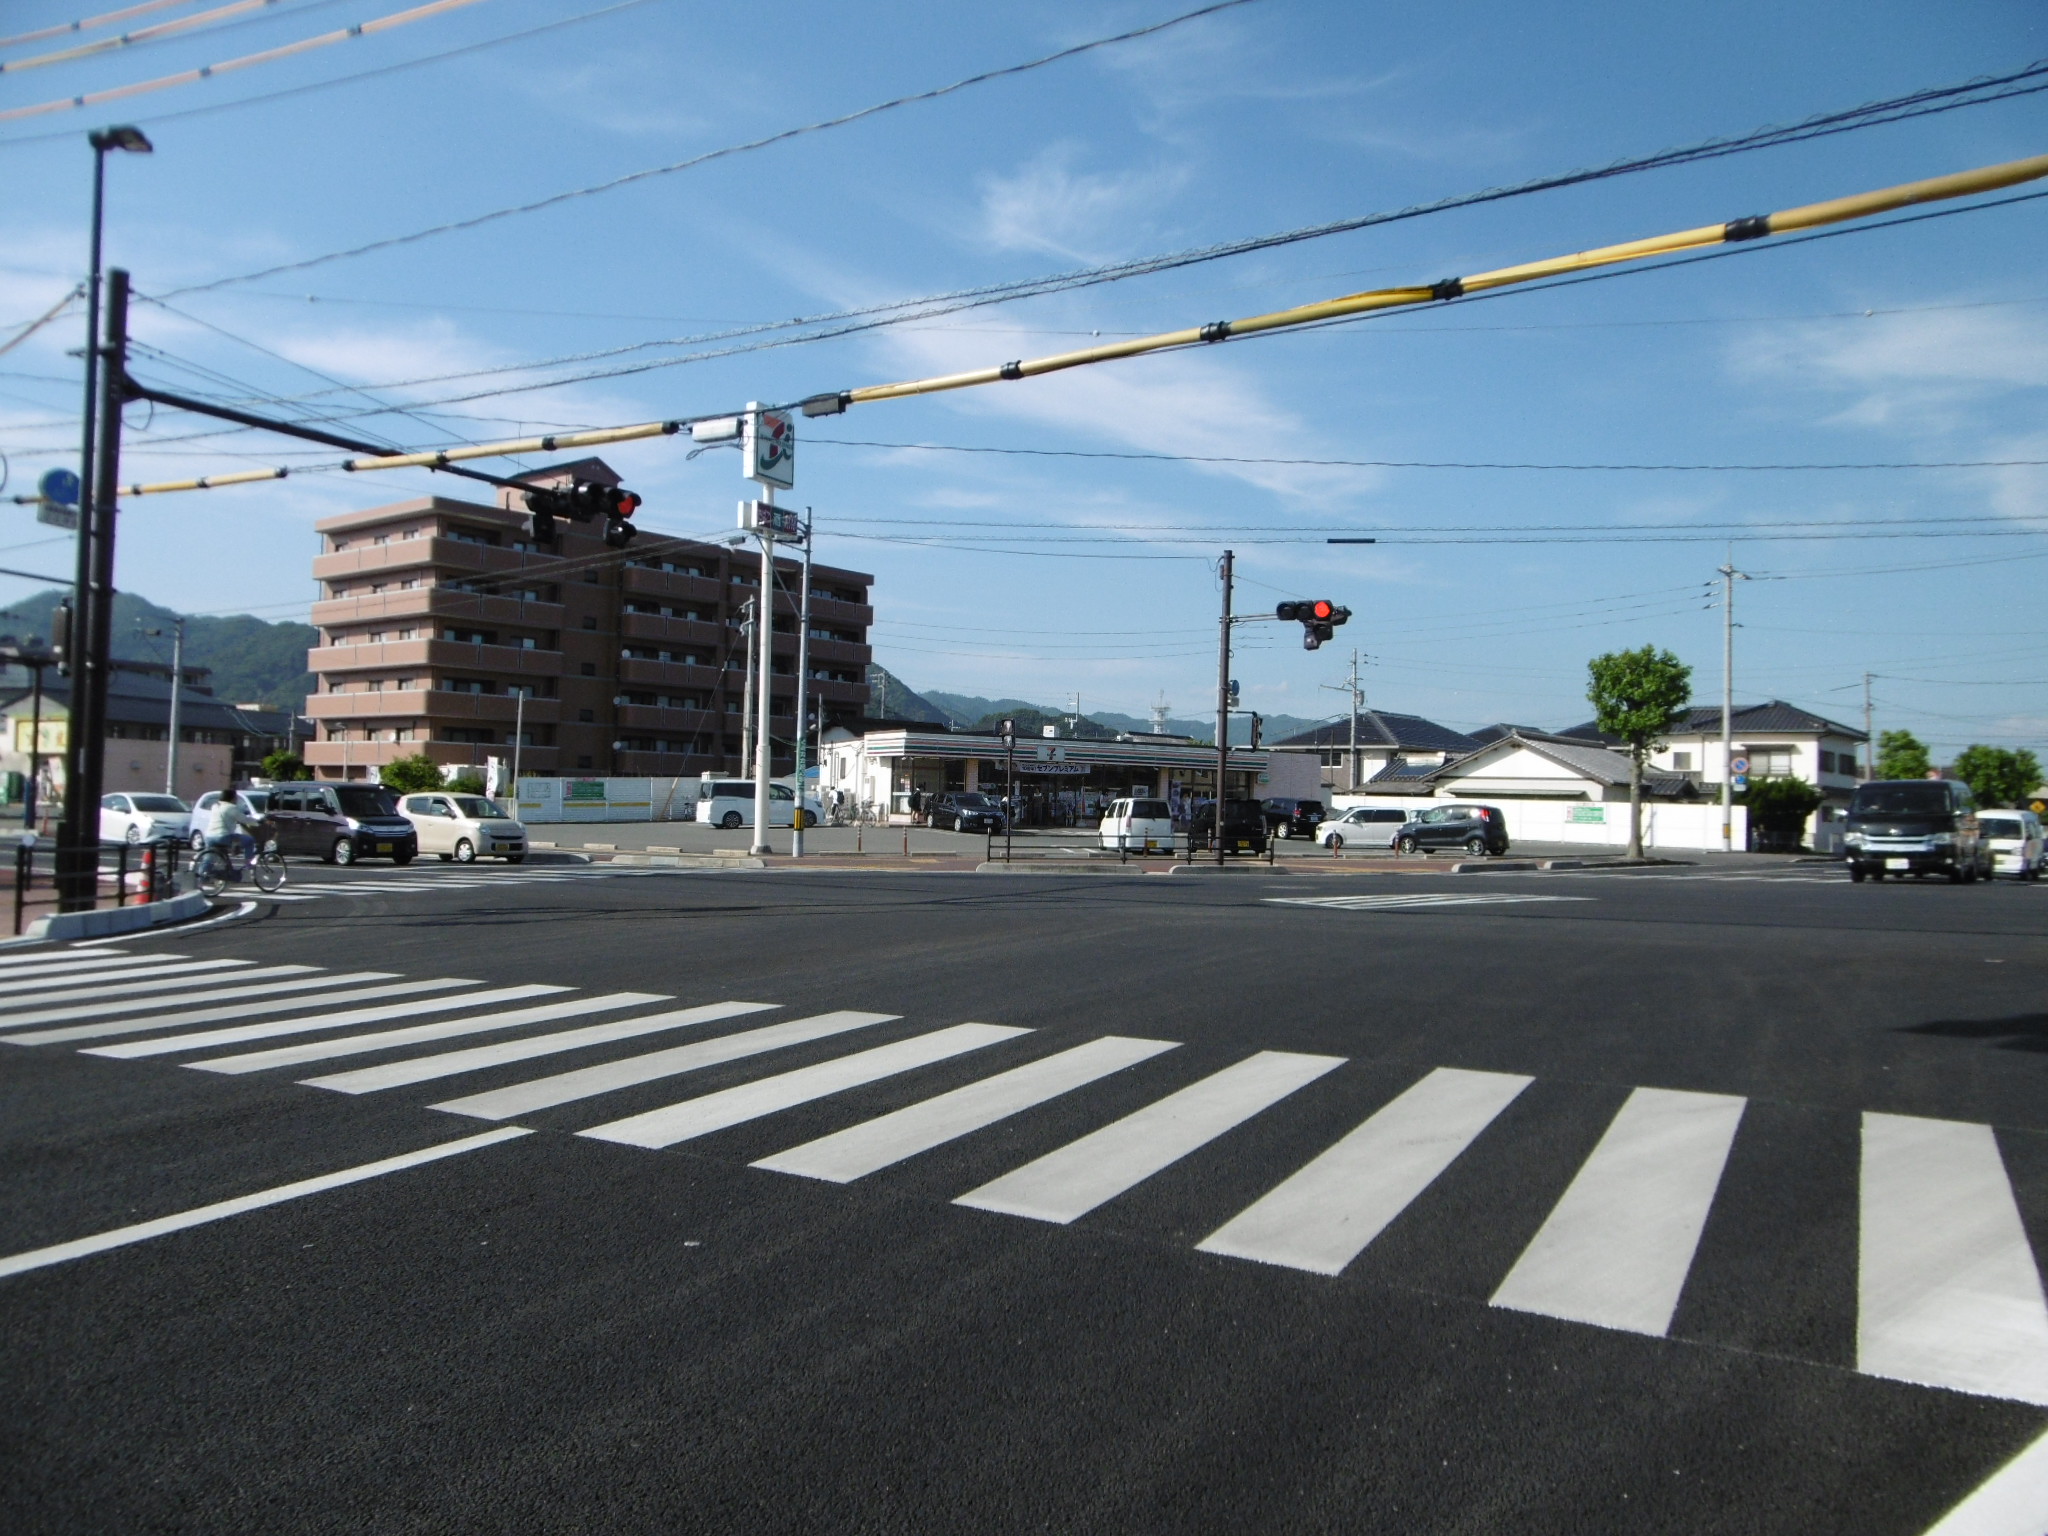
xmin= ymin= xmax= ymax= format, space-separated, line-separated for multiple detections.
xmin=743 ymin=404 xmax=795 ymax=490
xmin=36 ymin=467 xmax=80 ymax=529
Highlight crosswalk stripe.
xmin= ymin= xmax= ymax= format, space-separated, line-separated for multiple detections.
xmin=0 ymin=959 xmax=274 ymax=1006
xmin=956 ymin=1050 xmax=1345 ymax=1225
xmin=1918 ymin=1422 xmax=2048 ymax=1536
xmin=1488 ymin=1086 xmax=1746 ymax=1335
xmin=0 ymin=952 xmax=189 ymax=985
xmin=184 ymin=992 xmax=671 ymax=1076
xmin=430 ymin=1011 xmax=900 ymax=1121
xmin=1197 ymin=1067 xmax=1533 ymax=1276
xmin=0 ymin=971 xmax=404 ymax=1041
xmin=0 ymin=1127 xmax=531 ymax=1281
xmin=755 ymin=1035 xmax=1179 ymax=1184
xmin=299 ymin=1000 xmax=781 ymax=1094
xmin=1858 ymin=1112 xmax=2048 ymax=1405
xmin=581 ymin=1022 xmax=1030 ymax=1150
xmin=83 ymin=982 xmax=548 ymax=1059
xmin=1265 ymin=894 xmax=1590 ymax=912
xmin=0 ymin=947 xmax=131 ymax=969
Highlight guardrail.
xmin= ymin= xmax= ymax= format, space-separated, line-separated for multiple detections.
xmin=11 ymin=837 xmax=186 ymax=936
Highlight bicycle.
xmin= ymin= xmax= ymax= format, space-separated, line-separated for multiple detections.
xmin=193 ymin=838 xmax=287 ymax=898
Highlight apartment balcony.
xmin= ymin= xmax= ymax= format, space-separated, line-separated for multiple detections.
xmin=615 ymin=703 xmax=720 ymax=731
xmin=304 ymin=739 xmax=560 ymax=774
xmin=620 ymin=567 xmax=726 ymax=605
xmin=311 ymin=588 xmax=565 ymax=631
xmin=803 ymin=637 xmax=872 ymax=667
xmin=618 ymin=657 xmax=726 ymax=689
xmin=313 ymin=537 xmax=538 ymax=584
xmin=309 ymin=639 xmax=565 ymax=677
xmin=808 ymin=594 xmax=874 ymax=629
xmin=619 ymin=611 xmax=726 ymax=645
xmin=306 ymin=691 xmax=561 ymax=726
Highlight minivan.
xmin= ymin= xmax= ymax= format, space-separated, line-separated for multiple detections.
xmin=267 ymin=782 xmax=418 ymax=865
xmin=1393 ymin=804 xmax=1510 ymax=856
xmin=1099 ymin=797 xmax=1175 ymax=853
xmin=694 ymin=780 xmax=823 ymax=829
xmin=1189 ymin=799 xmax=1268 ymax=856
xmin=1845 ymin=778 xmax=1988 ymax=883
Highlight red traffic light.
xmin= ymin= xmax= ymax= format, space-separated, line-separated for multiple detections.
xmin=1311 ymin=600 xmax=1334 ymax=620
xmin=615 ymin=491 xmax=641 ymax=518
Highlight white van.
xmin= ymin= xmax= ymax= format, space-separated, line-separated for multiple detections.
xmin=694 ymin=779 xmax=824 ymax=829
xmin=1978 ymin=808 xmax=2043 ymax=880
xmin=1098 ymin=797 xmax=1175 ymax=853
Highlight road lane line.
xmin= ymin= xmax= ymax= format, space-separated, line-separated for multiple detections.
xmin=755 ymin=1036 xmax=1179 ymax=1183
xmin=0 ymin=959 xmax=277 ymax=1006
xmin=1860 ymin=1112 xmax=2048 ymax=1404
xmin=0 ymin=953 xmax=188 ymax=985
xmin=300 ymin=1001 xmax=781 ymax=1093
xmin=430 ymin=1011 xmax=899 ymax=1121
xmin=1488 ymin=1087 xmax=1746 ymax=1334
xmin=184 ymin=992 xmax=670 ymax=1075
xmin=83 ymin=984 xmax=552 ymax=1058
xmin=580 ymin=1023 xmax=1029 ymax=1149
xmin=0 ymin=948 xmax=136 ymax=969
xmin=955 ymin=1051 xmax=1345 ymax=1225
xmin=1920 ymin=1423 xmax=2048 ymax=1535
xmin=0 ymin=1129 xmax=532 ymax=1281
xmin=1198 ymin=1067 xmax=1534 ymax=1276
xmin=0 ymin=972 xmax=408 ymax=1041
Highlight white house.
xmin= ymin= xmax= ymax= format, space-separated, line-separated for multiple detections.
xmin=1557 ymin=701 xmax=1867 ymax=806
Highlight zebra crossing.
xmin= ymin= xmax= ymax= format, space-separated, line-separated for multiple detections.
xmin=4 ymin=941 xmax=2047 ymax=1409
xmin=1266 ymin=892 xmax=1593 ymax=912
xmin=254 ymin=865 xmax=694 ymax=902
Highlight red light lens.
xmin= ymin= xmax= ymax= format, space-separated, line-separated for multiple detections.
xmin=1312 ymin=600 xmax=1333 ymax=619
xmin=617 ymin=493 xmax=641 ymax=516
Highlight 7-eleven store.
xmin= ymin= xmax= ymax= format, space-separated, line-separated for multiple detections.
xmin=821 ymin=725 xmax=1273 ymax=825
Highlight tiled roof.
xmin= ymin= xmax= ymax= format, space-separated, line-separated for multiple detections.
xmin=1366 ymin=760 xmax=1440 ymax=782
xmin=1274 ymin=710 xmax=1479 ymax=754
xmin=1555 ymin=700 xmax=1866 ymax=742
xmin=1422 ymin=732 xmax=1697 ymax=797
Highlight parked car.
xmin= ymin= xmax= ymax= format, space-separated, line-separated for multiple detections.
xmin=1393 ymin=803 xmax=1510 ymax=856
xmin=266 ymin=782 xmax=418 ymax=865
xmin=1098 ymin=797 xmax=1175 ymax=853
xmin=1972 ymin=808 xmax=2041 ymax=881
xmin=1318 ymin=805 xmax=1409 ymax=850
xmin=932 ymin=791 xmax=1006 ymax=834
xmin=98 ymin=792 xmax=191 ymax=845
xmin=400 ymin=793 xmax=528 ymax=863
xmin=693 ymin=779 xmax=823 ymax=829
xmin=1189 ymin=798 xmax=1269 ymax=856
xmin=1845 ymin=778 xmax=1989 ymax=883
xmin=186 ymin=788 xmax=273 ymax=851
xmin=1262 ymin=797 xmax=1326 ymax=840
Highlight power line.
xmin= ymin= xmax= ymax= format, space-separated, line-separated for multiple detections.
xmin=0 ymin=0 xmax=345 ymax=76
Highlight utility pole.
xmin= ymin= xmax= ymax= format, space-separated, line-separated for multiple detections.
xmin=1863 ymin=671 xmax=1874 ymax=780
xmin=751 ymin=495 xmax=776 ymax=856
xmin=1320 ymin=648 xmax=1366 ymax=792
xmin=510 ymin=686 xmax=525 ymax=799
xmin=1215 ymin=549 xmax=1233 ymax=867
xmin=790 ymin=513 xmax=813 ymax=858
xmin=1718 ymin=552 xmax=1750 ymax=854
xmin=142 ymin=617 xmax=184 ymax=796
xmin=738 ymin=595 xmax=755 ymax=775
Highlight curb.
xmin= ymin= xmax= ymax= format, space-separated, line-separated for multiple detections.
xmin=20 ymin=890 xmax=210 ymax=943
xmin=1452 ymin=859 xmax=1540 ymax=873
xmin=975 ymin=862 xmax=1154 ymax=876
xmin=606 ymin=853 xmax=765 ymax=870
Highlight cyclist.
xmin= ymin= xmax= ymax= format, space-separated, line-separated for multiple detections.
xmin=202 ymin=785 xmax=256 ymax=871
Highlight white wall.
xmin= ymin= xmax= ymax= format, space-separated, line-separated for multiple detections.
xmin=1485 ymin=798 xmax=1746 ymax=852
xmin=515 ymin=777 xmax=693 ymax=823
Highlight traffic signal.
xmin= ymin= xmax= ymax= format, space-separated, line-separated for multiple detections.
xmin=523 ymin=481 xmax=640 ymax=546
xmin=1276 ymin=599 xmax=1350 ymax=650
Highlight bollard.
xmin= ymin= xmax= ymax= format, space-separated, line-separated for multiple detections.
xmin=903 ymin=829 xmax=910 ymax=859
xmin=143 ymin=843 xmax=155 ymax=904
xmin=856 ymin=825 xmax=863 ymax=855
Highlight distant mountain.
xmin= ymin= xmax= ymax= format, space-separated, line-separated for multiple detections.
xmin=0 ymin=588 xmax=315 ymax=713
xmin=863 ymin=664 xmax=952 ymax=725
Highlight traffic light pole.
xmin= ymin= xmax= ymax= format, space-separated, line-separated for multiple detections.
xmin=751 ymin=494 xmax=776 ymax=857
xmin=790 ymin=517 xmax=813 ymax=859
xmin=1216 ymin=549 xmax=1233 ymax=867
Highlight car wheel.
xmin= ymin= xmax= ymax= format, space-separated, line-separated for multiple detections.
xmin=1849 ymin=866 xmax=1865 ymax=883
xmin=1328 ymin=833 xmax=1344 ymax=851
xmin=720 ymin=811 xmax=743 ymax=829
xmin=124 ymin=824 xmax=142 ymax=844
xmin=453 ymin=839 xmax=476 ymax=864
xmin=392 ymin=851 xmax=414 ymax=866
xmin=1397 ymin=835 xmax=1418 ymax=854
xmin=1948 ymin=864 xmax=1964 ymax=884
xmin=438 ymin=852 xmax=454 ymax=862
xmin=333 ymin=839 xmax=356 ymax=866
xmin=506 ymin=854 xmax=526 ymax=864
xmin=189 ymin=830 xmax=207 ymax=853
xmin=1465 ymin=836 xmax=1487 ymax=856
xmin=1869 ymin=868 xmax=1883 ymax=881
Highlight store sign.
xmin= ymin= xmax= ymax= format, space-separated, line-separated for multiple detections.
xmin=565 ymin=780 xmax=607 ymax=802
xmin=12 ymin=719 xmax=65 ymax=753
xmin=1567 ymin=805 xmax=1605 ymax=824
xmin=1018 ymin=762 xmax=1089 ymax=776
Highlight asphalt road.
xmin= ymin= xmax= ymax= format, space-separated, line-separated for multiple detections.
xmin=3 ymin=858 xmax=2045 ymax=1533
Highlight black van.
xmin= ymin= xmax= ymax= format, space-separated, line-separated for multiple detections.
xmin=1845 ymin=778 xmax=1988 ymax=883
xmin=268 ymin=783 xmax=418 ymax=865
xmin=1190 ymin=799 xmax=1269 ymax=856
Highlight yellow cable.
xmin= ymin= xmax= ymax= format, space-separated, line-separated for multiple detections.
xmin=0 ymin=0 xmax=195 ymax=54
xmin=1 ymin=0 xmax=288 ymax=76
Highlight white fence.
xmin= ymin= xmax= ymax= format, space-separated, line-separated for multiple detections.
xmin=1331 ymin=795 xmax=1748 ymax=852
xmin=515 ymin=777 xmax=695 ymax=824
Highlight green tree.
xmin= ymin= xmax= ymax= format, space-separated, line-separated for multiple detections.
xmin=1586 ymin=645 xmax=1694 ymax=858
xmin=1950 ymin=744 xmax=2044 ymax=807
xmin=1740 ymin=776 xmax=1823 ymax=852
xmin=260 ymin=750 xmax=310 ymax=782
xmin=1874 ymin=730 xmax=1931 ymax=781
xmin=377 ymin=753 xmax=446 ymax=794
xmin=444 ymin=771 xmax=488 ymax=796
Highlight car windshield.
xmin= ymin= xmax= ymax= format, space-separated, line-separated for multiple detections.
xmin=335 ymin=786 xmax=400 ymax=819
xmin=955 ymin=794 xmax=995 ymax=809
xmin=1851 ymin=782 xmax=1949 ymax=817
xmin=1978 ymin=815 xmax=2023 ymax=839
xmin=242 ymin=791 xmax=269 ymax=811
xmin=1131 ymin=800 xmax=1169 ymax=818
xmin=130 ymin=795 xmax=187 ymax=812
xmin=452 ymin=797 xmax=508 ymax=819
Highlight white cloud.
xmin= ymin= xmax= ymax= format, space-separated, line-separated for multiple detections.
xmin=973 ymin=144 xmax=1188 ymax=263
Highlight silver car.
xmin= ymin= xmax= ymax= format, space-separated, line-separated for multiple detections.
xmin=399 ymin=793 xmax=529 ymax=863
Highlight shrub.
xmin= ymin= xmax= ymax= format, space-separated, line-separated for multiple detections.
xmin=377 ymin=753 xmax=448 ymax=794
xmin=1741 ymin=776 xmax=1822 ymax=852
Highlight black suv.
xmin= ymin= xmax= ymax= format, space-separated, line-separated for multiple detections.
xmin=1393 ymin=803 xmax=1510 ymax=856
xmin=1845 ymin=778 xmax=1988 ymax=883
xmin=932 ymin=791 xmax=1006 ymax=834
xmin=1190 ymin=798 xmax=1269 ymax=856
xmin=1262 ymin=796 xmax=1326 ymax=840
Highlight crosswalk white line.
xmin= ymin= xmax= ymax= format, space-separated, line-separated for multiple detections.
xmin=0 ymin=946 xmax=132 ymax=969
xmin=0 ymin=1127 xmax=531 ymax=1281
xmin=956 ymin=1051 xmax=1345 ymax=1225
xmin=581 ymin=1023 xmax=1030 ymax=1150
xmin=83 ymin=982 xmax=549 ymax=1059
xmin=299 ymin=1000 xmax=781 ymax=1093
xmin=755 ymin=1036 xmax=1179 ymax=1184
xmin=431 ymin=1011 xmax=900 ymax=1121
xmin=1859 ymin=1112 xmax=2048 ymax=1405
xmin=184 ymin=992 xmax=671 ymax=1075
xmin=0 ymin=952 xmax=190 ymax=985
xmin=0 ymin=971 xmax=405 ymax=1041
xmin=1265 ymin=894 xmax=1590 ymax=912
xmin=0 ymin=958 xmax=274 ymax=1006
xmin=1919 ymin=1422 xmax=2048 ymax=1536
xmin=1197 ymin=1067 xmax=1533 ymax=1276
xmin=1489 ymin=1087 xmax=1746 ymax=1335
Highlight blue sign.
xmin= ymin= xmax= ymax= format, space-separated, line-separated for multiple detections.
xmin=37 ymin=467 xmax=80 ymax=507
xmin=1732 ymin=774 xmax=1749 ymax=792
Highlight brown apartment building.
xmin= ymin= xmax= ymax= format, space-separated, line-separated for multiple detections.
xmin=304 ymin=458 xmax=872 ymax=781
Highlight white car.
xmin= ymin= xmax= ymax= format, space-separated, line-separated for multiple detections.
xmin=399 ymin=792 xmax=529 ymax=863
xmin=186 ymin=788 xmax=273 ymax=851
xmin=1098 ymin=797 xmax=1175 ymax=852
xmin=1318 ymin=806 xmax=1408 ymax=850
xmin=693 ymin=779 xmax=824 ymax=829
xmin=1978 ymin=809 xmax=2043 ymax=880
xmin=99 ymin=792 xmax=192 ymax=845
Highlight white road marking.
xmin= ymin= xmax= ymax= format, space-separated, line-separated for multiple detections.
xmin=756 ymin=1036 xmax=1179 ymax=1184
xmin=0 ymin=947 xmax=135 ymax=969
xmin=956 ymin=1051 xmax=1345 ymax=1225
xmin=1919 ymin=1423 xmax=2048 ymax=1536
xmin=1859 ymin=1112 xmax=2048 ymax=1404
xmin=0 ymin=959 xmax=278 ymax=1006
xmin=0 ymin=1128 xmax=531 ymax=1281
xmin=1489 ymin=1087 xmax=1746 ymax=1335
xmin=0 ymin=953 xmax=188 ymax=985
xmin=83 ymin=983 xmax=547 ymax=1058
xmin=429 ymin=1010 xmax=898 ymax=1121
xmin=185 ymin=992 xmax=670 ymax=1075
xmin=299 ymin=1001 xmax=780 ymax=1093
xmin=1265 ymin=893 xmax=1592 ymax=912
xmin=0 ymin=972 xmax=407 ymax=1042
xmin=581 ymin=1023 xmax=1029 ymax=1150
xmin=1198 ymin=1067 xmax=1533 ymax=1276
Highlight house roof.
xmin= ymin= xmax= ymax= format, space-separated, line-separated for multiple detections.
xmin=1420 ymin=731 xmax=1697 ymax=797
xmin=0 ymin=671 xmax=293 ymax=739
xmin=1365 ymin=760 xmax=1440 ymax=783
xmin=1273 ymin=710 xmax=1479 ymax=754
xmin=1468 ymin=722 xmax=1606 ymax=748
xmin=1555 ymin=700 xmax=1866 ymax=743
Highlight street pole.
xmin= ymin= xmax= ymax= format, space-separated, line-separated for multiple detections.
xmin=751 ymin=499 xmax=776 ymax=856
xmin=511 ymin=687 xmax=525 ymax=799
xmin=1003 ymin=719 xmax=1015 ymax=862
xmin=26 ymin=658 xmax=45 ymax=829
xmin=1718 ymin=552 xmax=1748 ymax=853
xmin=1863 ymin=671 xmax=1874 ymax=780
xmin=790 ymin=515 xmax=813 ymax=859
xmin=163 ymin=617 xmax=183 ymax=796
xmin=1216 ymin=549 xmax=1233 ymax=867
xmin=1348 ymin=648 xmax=1360 ymax=792
xmin=738 ymin=595 xmax=755 ymax=774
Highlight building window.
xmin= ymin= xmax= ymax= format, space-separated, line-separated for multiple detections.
xmin=445 ymin=526 xmax=500 ymax=547
xmin=577 ymin=755 xmax=594 ymax=769
xmin=1671 ymin=751 xmax=1692 ymax=771
xmin=578 ymin=709 xmax=595 ymax=723
xmin=1745 ymin=747 xmax=1795 ymax=777
xmin=579 ymin=663 xmax=596 ymax=677
xmin=582 ymin=617 xmax=598 ymax=630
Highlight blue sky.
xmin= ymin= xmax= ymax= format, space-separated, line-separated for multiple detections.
xmin=1 ymin=0 xmax=2044 ymax=754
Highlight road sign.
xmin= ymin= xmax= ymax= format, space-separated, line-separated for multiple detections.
xmin=1732 ymin=774 xmax=1749 ymax=792
xmin=1730 ymin=755 xmax=1749 ymax=775
xmin=743 ymin=405 xmax=795 ymax=490
xmin=35 ymin=467 xmax=80 ymax=528
xmin=738 ymin=500 xmax=802 ymax=537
